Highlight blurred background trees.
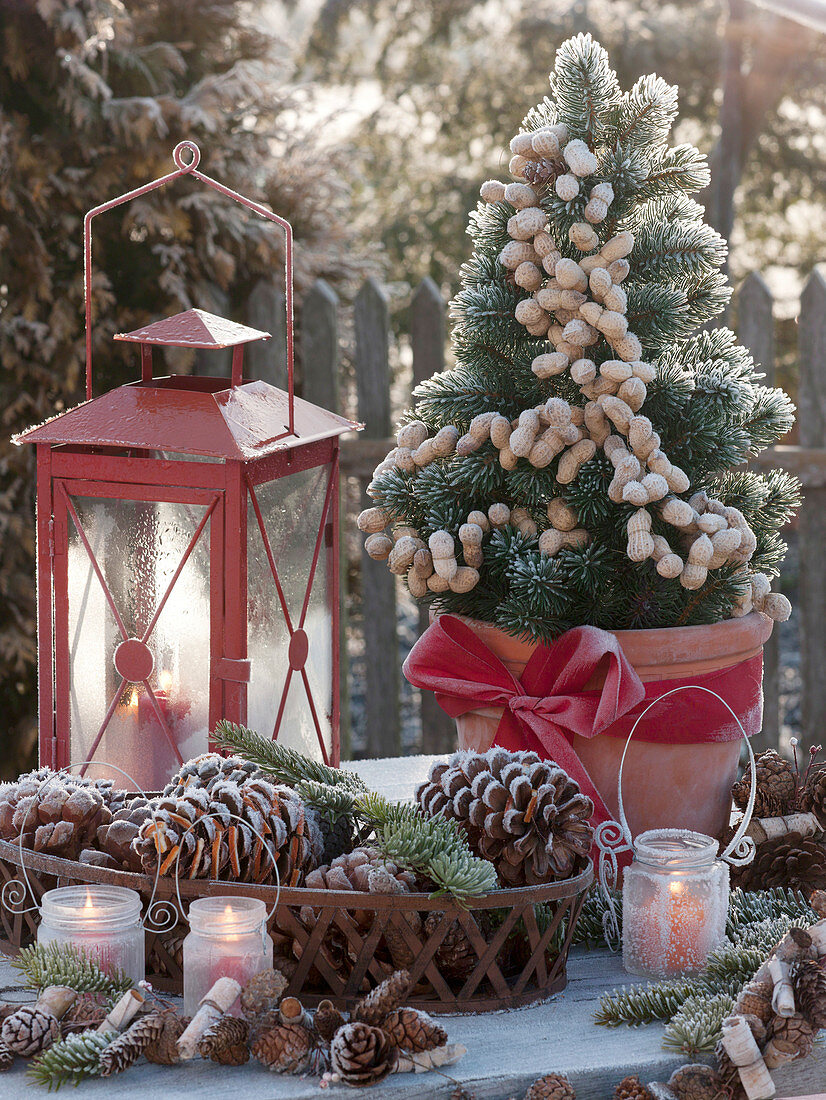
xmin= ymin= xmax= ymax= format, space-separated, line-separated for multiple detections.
xmin=1 ymin=0 xmax=822 ymax=772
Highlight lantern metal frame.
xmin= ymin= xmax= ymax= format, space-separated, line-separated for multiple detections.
xmin=16 ymin=141 xmax=358 ymax=780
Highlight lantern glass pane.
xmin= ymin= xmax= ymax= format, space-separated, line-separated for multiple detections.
xmin=66 ymin=494 xmax=212 ymax=789
xmin=247 ymin=465 xmax=333 ymax=760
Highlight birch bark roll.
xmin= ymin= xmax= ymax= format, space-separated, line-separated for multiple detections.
xmin=177 ymin=976 xmax=241 ymax=1060
xmin=768 ymin=957 xmax=795 ymax=1017
xmin=720 ymin=1016 xmax=775 ymax=1100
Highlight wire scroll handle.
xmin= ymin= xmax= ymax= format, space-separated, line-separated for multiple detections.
xmin=595 ymin=684 xmax=758 ymax=950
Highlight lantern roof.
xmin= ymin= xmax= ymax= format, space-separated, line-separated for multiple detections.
xmin=15 ymin=377 xmax=359 ymax=461
xmin=114 ymin=309 xmax=271 ymax=349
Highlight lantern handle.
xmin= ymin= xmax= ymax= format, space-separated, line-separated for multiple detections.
xmin=83 ymin=140 xmax=296 ymax=434
xmin=594 ymin=683 xmax=758 ymax=951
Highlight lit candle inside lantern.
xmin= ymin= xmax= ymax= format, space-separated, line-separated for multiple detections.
xmin=182 ymin=897 xmax=273 ymax=1016
xmin=623 ymin=829 xmax=728 ymax=978
xmin=37 ymin=885 xmax=145 ymax=984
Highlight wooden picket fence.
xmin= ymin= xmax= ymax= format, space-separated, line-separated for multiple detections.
xmin=249 ymin=270 xmax=826 ymax=760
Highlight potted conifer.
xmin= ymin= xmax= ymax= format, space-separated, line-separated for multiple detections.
xmin=357 ymin=34 xmax=799 ymax=840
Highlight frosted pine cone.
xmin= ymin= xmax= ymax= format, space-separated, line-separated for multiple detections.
xmin=252 ymin=1022 xmax=312 ymax=1073
xmin=0 ymin=1041 xmax=12 ymax=1072
xmin=303 ymin=847 xmax=417 ymax=894
xmin=100 ymin=1014 xmax=164 ymax=1076
xmin=526 ymin=1072 xmax=576 ymax=1100
xmin=0 ymin=770 xmax=112 ymax=859
xmin=353 ymin=970 xmax=411 ymax=1027
xmin=383 ymin=1007 xmax=447 ymax=1052
xmin=91 ymin=797 xmax=152 ymax=872
xmin=731 ymin=749 xmax=796 ymax=817
xmin=240 ymin=968 xmax=289 ymax=1020
xmin=136 ymin=768 xmax=317 ymax=885
xmin=330 ymin=1021 xmax=398 ymax=1086
xmin=736 ymin=979 xmax=773 ymax=1024
xmin=416 ymin=749 xmax=594 ymax=885
xmin=1 ymin=1005 xmax=59 ymax=1056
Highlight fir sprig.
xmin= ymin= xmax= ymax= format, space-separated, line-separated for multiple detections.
xmin=213 ymin=721 xmax=367 ymax=793
xmin=662 ymin=992 xmax=736 ymax=1054
xmin=27 ymin=1030 xmax=117 ymax=1090
xmin=12 ymin=942 xmax=132 ymax=996
xmin=354 ymin=792 xmax=498 ymax=900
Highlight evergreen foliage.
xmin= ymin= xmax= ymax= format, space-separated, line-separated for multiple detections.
xmin=366 ymin=34 xmax=798 ymax=641
xmin=12 ymin=942 xmax=132 ymax=997
xmin=213 ymin=721 xmax=367 ymax=793
xmin=27 ymin=1030 xmax=117 ymax=1090
xmin=354 ymin=791 xmax=499 ymax=899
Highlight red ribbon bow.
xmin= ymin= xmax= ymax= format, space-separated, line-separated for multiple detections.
xmin=403 ymin=614 xmax=647 ymax=831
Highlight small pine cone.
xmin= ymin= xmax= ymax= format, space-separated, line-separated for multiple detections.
xmin=736 ymin=979 xmax=773 ymax=1024
xmin=383 ymin=1007 xmax=447 ymax=1053
xmin=791 ymin=957 xmax=826 ymax=1029
xmin=144 ymin=1010 xmax=187 ymax=1065
xmin=668 ymin=1063 xmax=724 ymax=1100
xmin=1 ymin=1006 xmax=59 ymax=1056
xmin=613 ymin=1075 xmax=653 ymax=1100
xmin=240 ymin=967 xmax=289 ymax=1020
xmin=801 ymin=765 xmax=826 ymax=828
xmin=313 ymin=999 xmax=347 ymax=1043
xmin=99 ymin=1013 xmax=164 ymax=1076
xmin=732 ymin=749 xmax=797 ymax=817
xmin=198 ymin=1015 xmax=250 ymax=1066
xmin=330 ymin=1021 xmax=399 ymax=1087
xmin=0 ymin=1041 xmax=13 ymax=1071
xmin=353 ymin=969 xmax=411 ymax=1027
xmin=767 ymin=1011 xmax=815 ymax=1059
xmin=451 ymin=1088 xmax=477 ymax=1100
xmin=526 ymin=1072 xmax=576 ymax=1100
xmin=731 ymin=832 xmax=826 ymax=893
xmin=810 ymin=888 xmax=826 ymax=917
xmin=423 ymin=911 xmax=478 ymax=980
xmin=252 ymin=1022 xmax=312 ymax=1073
xmin=60 ymin=992 xmax=110 ymax=1034
xmin=522 ymin=159 xmax=563 ymax=187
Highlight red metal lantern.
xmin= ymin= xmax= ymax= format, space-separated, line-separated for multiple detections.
xmin=15 ymin=141 xmax=358 ymax=789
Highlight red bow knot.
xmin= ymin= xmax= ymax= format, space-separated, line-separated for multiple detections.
xmin=403 ymin=614 xmax=648 ymax=831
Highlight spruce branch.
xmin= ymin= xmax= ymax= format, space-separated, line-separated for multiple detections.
xmin=213 ymin=721 xmax=367 ymax=793
xmin=354 ymin=792 xmax=498 ymax=900
xmin=662 ymin=992 xmax=736 ymax=1054
xmin=12 ymin=942 xmax=132 ymax=996
xmin=27 ymin=1030 xmax=117 ymax=1090
xmin=595 ymin=979 xmax=697 ymax=1027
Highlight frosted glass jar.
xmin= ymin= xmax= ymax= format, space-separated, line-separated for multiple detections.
xmin=622 ymin=829 xmax=729 ymax=978
xmin=38 ymin=885 xmax=144 ymax=985
xmin=183 ymin=897 xmax=272 ymax=1015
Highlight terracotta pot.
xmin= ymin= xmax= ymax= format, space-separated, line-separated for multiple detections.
xmin=449 ymin=613 xmax=773 ymax=841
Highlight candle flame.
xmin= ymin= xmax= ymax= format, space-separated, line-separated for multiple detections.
xmin=83 ymin=888 xmax=95 ymax=912
xmin=128 ymin=688 xmax=139 ymax=710
xmin=669 ymin=880 xmax=685 ymax=897
xmin=159 ymin=669 xmax=173 ymax=693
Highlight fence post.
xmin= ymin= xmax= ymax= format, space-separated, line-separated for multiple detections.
xmin=355 ymin=278 xmax=401 ymax=757
xmin=245 ymin=279 xmax=287 ymax=388
xmin=798 ymin=270 xmax=826 ymax=755
xmin=299 ymin=280 xmax=351 ymax=760
xmin=410 ymin=278 xmax=455 ymax=755
xmin=736 ymin=272 xmax=779 ymax=754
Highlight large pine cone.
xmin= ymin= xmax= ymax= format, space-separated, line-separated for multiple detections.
xmin=668 ymin=1064 xmax=724 ymax=1100
xmin=88 ymin=797 xmax=152 ymax=871
xmin=330 ymin=1021 xmax=399 ymax=1086
xmin=730 ymin=832 xmax=826 ymax=893
xmin=525 ymin=1072 xmax=576 ymax=1100
xmin=800 ymin=765 xmax=826 ymax=828
xmin=416 ymin=749 xmax=594 ymax=886
xmin=0 ymin=769 xmax=115 ymax=860
xmin=732 ymin=749 xmax=797 ymax=817
xmin=791 ymin=958 xmax=826 ymax=1029
xmin=136 ymin=756 xmax=321 ymax=885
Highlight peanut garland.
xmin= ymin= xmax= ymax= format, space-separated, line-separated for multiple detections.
xmin=356 ymin=124 xmax=791 ymax=624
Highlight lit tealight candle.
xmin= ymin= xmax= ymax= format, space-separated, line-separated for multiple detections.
xmin=182 ymin=897 xmax=273 ymax=1016
xmin=623 ymin=829 xmax=728 ymax=978
xmin=38 ymin=885 xmax=145 ymax=984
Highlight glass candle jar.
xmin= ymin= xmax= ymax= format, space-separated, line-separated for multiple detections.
xmin=38 ymin=885 xmax=145 ymax=985
xmin=183 ymin=897 xmax=273 ymax=1015
xmin=622 ymin=829 xmax=729 ymax=978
